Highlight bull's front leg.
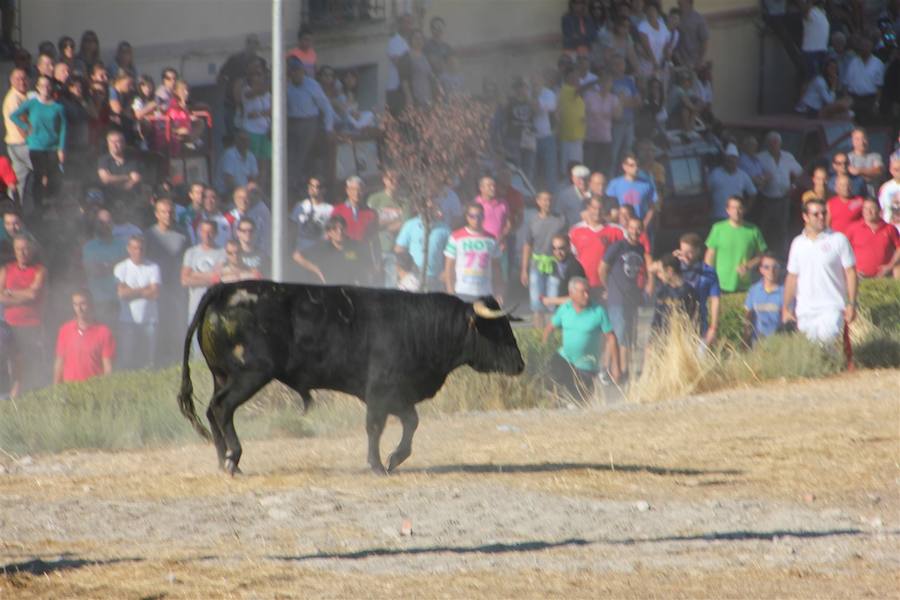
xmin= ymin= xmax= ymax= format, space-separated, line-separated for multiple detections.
xmin=365 ymin=403 xmax=388 ymax=475
xmin=387 ymin=405 xmax=418 ymax=473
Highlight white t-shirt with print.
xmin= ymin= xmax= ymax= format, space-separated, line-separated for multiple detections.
xmin=444 ymin=228 xmax=501 ymax=297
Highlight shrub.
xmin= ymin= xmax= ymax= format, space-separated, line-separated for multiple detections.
xmin=854 ymin=332 xmax=900 ymax=369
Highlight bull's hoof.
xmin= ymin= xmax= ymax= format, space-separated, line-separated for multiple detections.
xmin=224 ymin=459 xmax=243 ymax=477
xmin=369 ymin=463 xmax=388 ymax=476
xmin=386 ymin=452 xmax=407 ymax=473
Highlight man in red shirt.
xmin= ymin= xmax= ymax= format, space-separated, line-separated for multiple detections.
xmin=846 ymin=197 xmax=900 ymax=278
xmin=826 ymin=174 xmax=864 ymax=235
xmin=53 ymin=289 xmax=115 ymax=384
xmin=0 ymin=155 xmax=17 ymax=203
xmin=331 ymin=175 xmax=379 ymax=272
xmin=569 ymin=196 xmax=623 ymax=297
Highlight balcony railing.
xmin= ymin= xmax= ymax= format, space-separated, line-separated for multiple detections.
xmin=302 ymin=0 xmax=387 ymax=29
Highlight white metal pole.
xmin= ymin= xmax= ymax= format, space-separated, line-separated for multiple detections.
xmin=271 ymin=0 xmax=287 ymax=281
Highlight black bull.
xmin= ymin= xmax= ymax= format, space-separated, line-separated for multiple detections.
xmin=178 ymin=281 xmax=525 ymax=475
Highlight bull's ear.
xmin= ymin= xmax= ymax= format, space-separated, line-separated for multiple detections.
xmin=507 ymin=314 xmax=524 ymax=323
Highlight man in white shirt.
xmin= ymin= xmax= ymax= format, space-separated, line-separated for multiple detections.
xmin=847 ymin=127 xmax=885 ymax=197
xmin=532 ymin=68 xmax=558 ymax=192
xmin=181 ymin=220 xmax=226 ymax=324
xmin=386 ymin=13 xmax=413 ymax=116
xmin=878 ymin=154 xmax=900 ymax=222
xmin=114 ymin=235 xmax=161 ymax=370
xmin=708 ymin=143 xmax=757 ymax=220
xmin=783 ymin=199 xmax=857 ymax=343
xmin=756 ymin=131 xmax=803 ymax=256
xmin=844 ymin=36 xmax=885 ymax=124
xmin=215 ymin=131 xmax=259 ymax=196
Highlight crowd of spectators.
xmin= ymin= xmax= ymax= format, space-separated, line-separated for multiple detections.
xmin=0 ymin=2 xmax=897 ymax=399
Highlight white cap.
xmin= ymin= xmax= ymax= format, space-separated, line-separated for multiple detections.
xmin=724 ymin=143 xmax=739 ymax=157
xmin=571 ymin=165 xmax=590 ymax=178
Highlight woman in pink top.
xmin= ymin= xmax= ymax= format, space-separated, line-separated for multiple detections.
xmin=165 ymin=80 xmax=194 ymax=157
xmin=582 ymin=71 xmax=622 ymax=176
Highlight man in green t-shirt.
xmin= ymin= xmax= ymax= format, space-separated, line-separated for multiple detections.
xmin=542 ymin=276 xmax=620 ymax=398
xmin=704 ymin=196 xmax=767 ymax=293
xmin=366 ymin=169 xmax=409 ymax=285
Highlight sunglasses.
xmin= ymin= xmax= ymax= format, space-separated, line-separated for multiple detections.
xmin=807 ymin=211 xmax=826 ymax=217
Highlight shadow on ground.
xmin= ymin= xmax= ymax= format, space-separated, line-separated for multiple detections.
xmin=0 ymin=555 xmax=142 ymax=576
xmin=407 ymin=462 xmax=743 ymax=477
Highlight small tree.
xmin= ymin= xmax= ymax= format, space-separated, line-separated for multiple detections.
xmin=383 ymin=96 xmax=493 ymax=291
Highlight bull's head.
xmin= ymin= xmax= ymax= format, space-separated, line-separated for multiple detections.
xmin=466 ymin=297 xmax=525 ymax=375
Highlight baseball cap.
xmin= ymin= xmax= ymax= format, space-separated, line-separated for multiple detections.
xmin=724 ymin=143 xmax=739 ymax=157
xmin=572 ymin=165 xmax=590 ymax=178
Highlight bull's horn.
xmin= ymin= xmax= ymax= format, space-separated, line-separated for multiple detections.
xmin=472 ymin=301 xmax=508 ymax=320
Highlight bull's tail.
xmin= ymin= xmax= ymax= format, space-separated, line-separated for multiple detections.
xmin=177 ymin=283 xmax=226 ymax=442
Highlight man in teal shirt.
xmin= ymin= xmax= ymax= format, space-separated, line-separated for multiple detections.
xmin=543 ymin=276 xmax=621 ymax=398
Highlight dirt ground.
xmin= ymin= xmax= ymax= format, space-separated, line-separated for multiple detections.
xmin=0 ymin=370 xmax=898 ymax=599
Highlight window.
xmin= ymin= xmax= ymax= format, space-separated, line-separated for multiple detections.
xmin=303 ymin=0 xmax=387 ymax=28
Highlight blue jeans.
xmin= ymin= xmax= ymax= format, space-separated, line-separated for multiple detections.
xmin=535 ymin=135 xmax=558 ymax=191
xmin=528 ymin=264 xmax=560 ymax=313
xmin=611 ymin=120 xmax=634 ymax=171
xmin=118 ymin=321 xmax=158 ymax=370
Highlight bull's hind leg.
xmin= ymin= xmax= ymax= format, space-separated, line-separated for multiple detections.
xmin=387 ymin=406 xmax=419 ymax=473
xmin=210 ymin=371 xmax=271 ymax=476
xmin=207 ymin=373 xmax=229 ymax=470
xmin=365 ymin=404 xmax=389 ymax=475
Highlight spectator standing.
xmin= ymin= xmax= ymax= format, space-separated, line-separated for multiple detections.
xmin=705 ymin=197 xmax=768 ymax=293
xmin=175 ymin=182 xmax=205 ymax=243
xmin=556 ymin=164 xmax=591 ymax=228
xmin=674 ymin=0 xmax=709 ymax=68
xmin=287 ymin=28 xmax=317 ymax=77
xmin=795 ymin=58 xmax=853 ymax=117
xmin=82 ymin=208 xmax=127 ymax=323
xmin=879 ymin=154 xmax=900 ymax=222
xmin=606 ymin=152 xmax=658 ymax=228
xmin=610 ymin=54 xmax=639 ymax=169
xmin=444 ymin=202 xmax=503 ymax=302
xmin=755 ymin=131 xmax=802 ymax=256
xmin=0 ymin=235 xmax=46 ymax=392
xmin=10 ymin=75 xmax=66 ymax=214
xmin=521 ymin=191 xmax=566 ymax=328
xmin=53 ymin=289 xmax=114 ymax=384
xmin=844 ymin=37 xmax=885 ymax=124
xmin=569 ymin=195 xmax=622 ymax=294
xmin=801 ymin=165 xmax=829 ymax=205
xmin=219 ymin=239 xmax=262 ymax=282
xmin=673 ymin=233 xmax=720 ymax=345
xmin=215 ymin=131 xmax=259 ymax=196
xmin=386 ymin=14 xmax=413 ymax=116
xmin=743 ymin=252 xmax=785 ymax=344
xmin=408 ymin=30 xmax=434 ymax=107
xmin=737 ymin=135 xmax=770 ymax=192
xmin=181 ymin=220 xmax=226 ymax=322
xmin=800 ymin=0 xmax=830 ymax=78
xmin=783 ymin=199 xmax=857 ymax=343
xmin=73 ymin=30 xmax=101 ymax=76
xmin=114 ymin=235 xmax=160 ymax=370
xmin=708 ymin=143 xmax=758 ymax=220
xmin=826 ymin=174 xmax=865 ymax=235
xmin=239 ymin=69 xmax=272 ymax=186
xmin=845 ymin=197 xmax=900 ymax=278
xmin=198 ymin=187 xmax=233 ymax=249
xmin=533 ymin=68 xmax=559 ymax=191
xmin=502 ymin=77 xmax=537 ymax=179
xmin=394 ymin=198 xmax=451 ymax=291
xmin=542 ymin=276 xmax=620 ymax=398
xmin=286 ymin=56 xmax=334 ymax=194
xmin=847 ymin=128 xmax=885 ymax=198
xmin=638 ymin=1 xmax=674 ymax=83
xmin=647 ymin=254 xmax=700 ymax=340
xmin=541 ymin=233 xmax=586 ymax=308
xmin=599 ymin=216 xmax=647 ymax=380
xmin=475 ymin=176 xmax=510 ymax=248
xmin=154 ymin=67 xmax=178 ymax=113
xmin=424 ymin=16 xmax=453 ymax=75
xmin=291 ymin=175 xmax=332 ymax=251
xmin=233 ymin=217 xmax=270 ymax=278
xmin=582 ymin=72 xmax=622 ymax=176
xmin=97 ymin=129 xmax=142 ymax=205
xmin=218 ymin=33 xmax=263 ymax=138
xmin=828 ymin=151 xmax=867 ymax=197
xmin=367 ymin=169 xmax=409 ymax=285
xmin=558 ymin=67 xmax=586 ymax=173
xmin=143 ymin=197 xmax=188 ymax=366
xmin=3 ymin=68 xmax=31 ymax=207
xmin=292 ymin=215 xmax=372 ymax=285
xmin=225 ymin=186 xmax=271 ymax=254
xmin=562 ymin=0 xmax=597 ymax=56
xmin=57 ymin=36 xmax=76 ymax=71
xmin=332 ymin=175 xmax=377 ymax=244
